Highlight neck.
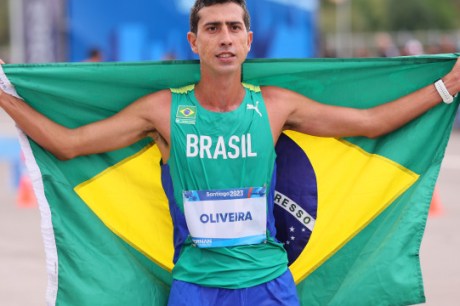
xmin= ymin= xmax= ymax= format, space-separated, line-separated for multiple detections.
xmin=195 ymin=71 xmax=245 ymax=112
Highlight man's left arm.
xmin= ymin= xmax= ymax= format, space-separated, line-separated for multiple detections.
xmin=264 ymin=58 xmax=460 ymax=140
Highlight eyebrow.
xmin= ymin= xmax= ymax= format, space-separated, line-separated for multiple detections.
xmin=203 ymin=21 xmax=244 ymax=27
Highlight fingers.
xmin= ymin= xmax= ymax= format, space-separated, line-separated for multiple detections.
xmin=446 ymin=58 xmax=460 ymax=95
xmin=0 ymin=59 xmax=4 ymax=64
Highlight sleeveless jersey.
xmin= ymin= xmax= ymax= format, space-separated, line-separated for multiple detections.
xmin=162 ymin=83 xmax=288 ymax=289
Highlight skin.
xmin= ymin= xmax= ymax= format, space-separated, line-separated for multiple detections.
xmin=1 ymin=2 xmax=460 ymax=163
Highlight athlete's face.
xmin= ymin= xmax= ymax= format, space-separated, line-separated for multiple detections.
xmin=187 ymin=2 xmax=253 ymax=76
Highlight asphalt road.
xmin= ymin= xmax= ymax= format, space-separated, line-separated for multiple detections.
xmin=0 ymin=110 xmax=459 ymax=305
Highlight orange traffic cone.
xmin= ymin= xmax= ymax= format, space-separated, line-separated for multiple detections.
xmin=429 ymin=186 xmax=443 ymax=217
xmin=17 ymin=173 xmax=37 ymax=208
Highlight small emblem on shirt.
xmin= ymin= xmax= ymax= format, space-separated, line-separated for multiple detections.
xmin=176 ymin=105 xmax=197 ymax=124
xmin=247 ymin=101 xmax=262 ymax=117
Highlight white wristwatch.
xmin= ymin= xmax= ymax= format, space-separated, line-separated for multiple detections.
xmin=434 ymin=79 xmax=456 ymax=104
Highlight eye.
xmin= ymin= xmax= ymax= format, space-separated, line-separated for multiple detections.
xmin=231 ymin=25 xmax=242 ymax=31
xmin=207 ymin=25 xmax=218 ymax=33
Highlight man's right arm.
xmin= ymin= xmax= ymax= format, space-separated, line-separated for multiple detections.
xmin=0 ymin=77 xmax=171 ymax=160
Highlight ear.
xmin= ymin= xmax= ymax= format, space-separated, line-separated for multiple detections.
xmin=247 ymin=31 xmax=253 ymax=51
xmin=187 ymin=32 xmax=199 ymax=54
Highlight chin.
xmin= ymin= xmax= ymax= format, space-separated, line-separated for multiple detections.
xmin=212 ymin=63 xmax=239 ymax=73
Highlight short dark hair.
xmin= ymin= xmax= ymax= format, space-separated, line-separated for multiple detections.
xmin=190 ymin=0 xmax=251 ymax=34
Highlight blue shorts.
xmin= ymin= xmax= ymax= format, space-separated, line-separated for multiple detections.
xmin=167 ymin=269 xmax=300 ymax=306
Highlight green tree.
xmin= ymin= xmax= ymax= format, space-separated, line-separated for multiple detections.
xmin=321 ymin=0 xmax=460 ymax=33
xmin=385 ymin=0 xmax=460 ymax=30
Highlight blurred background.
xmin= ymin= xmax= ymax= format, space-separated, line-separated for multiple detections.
xmin=1 ymin=0 xmax=460 ymax=305
xmin=1 ymin=0 xmax=460 ymax=63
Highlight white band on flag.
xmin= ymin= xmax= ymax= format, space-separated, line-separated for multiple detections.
xmin=0 ymin=64 xmax=22 ymax=99
xmin=274 ymin=191 xmax=316 ymax=232
xmin=18 ymin=131 xmax=59 ymax=306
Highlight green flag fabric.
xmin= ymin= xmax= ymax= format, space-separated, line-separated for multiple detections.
xmin=1 ymin=55 xmax=459 ymax=306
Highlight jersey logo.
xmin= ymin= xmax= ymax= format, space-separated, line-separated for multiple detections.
xmin=247 ymin=101 xmax=262 ymax=117
xmin=176 ymin=105 xmax=197 ymax=124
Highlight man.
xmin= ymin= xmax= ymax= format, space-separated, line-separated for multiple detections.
xmin=83 ymin=48 xmax=103 ymax=62
xmin=1 ymin=0 xmax=460 ymax=305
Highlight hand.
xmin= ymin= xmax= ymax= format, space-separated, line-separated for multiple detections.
xmin=0 ymin=59 xmax=4 ymax=64
xmin=443 ymin=57 xmax=460 ymax=96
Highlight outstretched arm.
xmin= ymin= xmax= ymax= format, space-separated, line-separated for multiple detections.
xmin=264 ymin=57 xmax=460 ymax=141
xmin=0 ymin=61 xmax=171 ymax=160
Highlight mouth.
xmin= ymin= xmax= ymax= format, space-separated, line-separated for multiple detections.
xmin=216 ymin=52 xmax=235 ymax=59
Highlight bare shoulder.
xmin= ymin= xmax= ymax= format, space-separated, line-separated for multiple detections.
xmin=260 ymin=86 xmax=300 ymax=140
xmin=141 ymin=89 xmax=172 ymax=108
xmin=260 ymin=85 xmax=305 ymax=105
xmin=260 ymin=85 xmax=326 ymax=136
xmin=260 ymin=85 xmax=291 ymax=100
xmin=130 ymin=89 xmax=172 ymax=121
xmin=260 ymin=85 xmax=308 ymax=114
xmin=116 ymin=88 xmax=172 ymax=136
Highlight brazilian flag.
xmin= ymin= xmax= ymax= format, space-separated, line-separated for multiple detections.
xmin=1 ymin=55 xmax=458 ymax=306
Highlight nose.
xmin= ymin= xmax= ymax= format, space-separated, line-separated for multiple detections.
xmin=219 ymin=26 xmax=232 ymax=47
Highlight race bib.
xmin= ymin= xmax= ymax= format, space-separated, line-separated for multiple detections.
xmin=183 ymin=187 xmax=267 ymax=248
